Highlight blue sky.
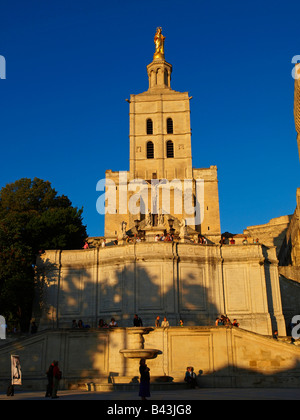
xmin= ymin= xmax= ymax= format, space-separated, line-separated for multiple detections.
xmin=0 ymin=0 xmax=300 ymax=237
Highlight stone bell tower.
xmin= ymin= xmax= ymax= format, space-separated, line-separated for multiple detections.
xmin=105 ymin=28 xmax=221 ymax=242
xmin=129 ymin=27 xmax=193 ymax=181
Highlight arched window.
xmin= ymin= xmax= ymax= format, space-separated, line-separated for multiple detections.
xmin=146 ymin=119 xmax=153 ymax=135
xmin=167 ymin=118 xmax=173 ymax=134
xmin=147 ymin=141 xmax=154 ymax=159
xmin=166 ymin=140 xmax=174 ymax=158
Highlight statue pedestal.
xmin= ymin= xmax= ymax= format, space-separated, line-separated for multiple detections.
xmin=144 ymin=227 xmax=165 ymax=242
xmin=180 ymin=236 xmax=190 ymax=243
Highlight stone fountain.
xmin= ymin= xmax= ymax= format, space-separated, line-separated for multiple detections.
xmin=119 ymin=327 xmax=160 ymax=360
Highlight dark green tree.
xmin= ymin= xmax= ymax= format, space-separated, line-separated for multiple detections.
xmin=0 ymin=178 xmax=87 ymax=331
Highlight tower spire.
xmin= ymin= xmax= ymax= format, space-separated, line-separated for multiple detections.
xmin=147 ymin=28 xmax=172 ymax=90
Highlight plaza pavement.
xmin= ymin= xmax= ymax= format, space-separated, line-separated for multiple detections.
xmin=0 ymin=387 xmax=299 ymax=400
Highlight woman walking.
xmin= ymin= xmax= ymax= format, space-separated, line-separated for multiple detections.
xmin=139 ymin=358 xmax=150 ymax=400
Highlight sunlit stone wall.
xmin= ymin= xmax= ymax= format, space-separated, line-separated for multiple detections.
xmin=35 ymin=242 xmax=286 ymax=337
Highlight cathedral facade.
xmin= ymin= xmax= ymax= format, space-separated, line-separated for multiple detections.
xmin=35 ymin=29 xmax=288 ymax=338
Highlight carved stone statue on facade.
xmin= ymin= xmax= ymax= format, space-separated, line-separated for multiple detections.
xmin=179 ymin=218 xmax=187 ymax=239
xmin=158 ymin=208 xmax=164 ymax=226
xmin=119 ymin=221 xmax=127 ymax=241
xmin=121 ymin=221 xmax=127 ymax=235
xmin=145 ymin=210 xmax=152 ymax=227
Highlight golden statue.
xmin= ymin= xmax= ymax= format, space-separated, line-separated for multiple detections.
xmin=153 ymin=27 xmax=165 ymax=60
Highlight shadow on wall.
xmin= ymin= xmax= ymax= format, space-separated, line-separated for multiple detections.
xmin=35 ymin=248 xmax=221 ymax=329
xmin=23 ymin=246 xmax=297 ymax=391
xmin=25 ymin=249 xmax=223 ymax=388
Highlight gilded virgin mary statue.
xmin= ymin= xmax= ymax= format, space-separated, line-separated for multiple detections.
xmin=153 ymin=27 xmax=165 ymax=60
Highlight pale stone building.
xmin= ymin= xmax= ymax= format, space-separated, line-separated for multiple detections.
xmin=34 ymin=29 xmax=287 ymax=339
xmin=233 ymin=63 xmax=300 ymax=330
xmin=278 ymin=63 xmax=300 ymax=270
xmin=294 ymin=63 xmax=300 ymax=160
xmin=2 ymin=29 xmax=300 ymax=393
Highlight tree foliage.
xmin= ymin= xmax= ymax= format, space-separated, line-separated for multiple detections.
xmin=0 ymin=178 xmax=87 ymax=330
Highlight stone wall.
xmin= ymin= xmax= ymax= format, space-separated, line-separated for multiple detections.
xmin=278 ymin=189 xmax=300 ymax=267
xmin=35 ymin=242 xmax=286 ymax=337
xmin=279 ymin=273 xmax=300 ymax=332
xmin=244 ymin=215 xmax=292 ymax=255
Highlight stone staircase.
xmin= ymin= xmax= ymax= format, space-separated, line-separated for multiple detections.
xmin=67 ymin=376 xmax=187 ymax=392
xmin=1 ymin=327 xmax=300 ymax=392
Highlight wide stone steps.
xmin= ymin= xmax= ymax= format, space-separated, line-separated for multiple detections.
xmin=68 ymin=376 xmax=187 ymax=392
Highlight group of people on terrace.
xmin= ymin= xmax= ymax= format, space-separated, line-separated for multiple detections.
xmin=220 ymin=236 xmax=260 ymax=245
xmin=71 ymin=318 xmax=120 ymax=329
xmin=155 ymin=233 xmax=174 ymax=242
xmin=215 ymin=315 xmax=239 ymax=327
xmin=97 ymin=315 xmax=174 ymax=329
xmin=71 ymin=315 xmax=241 ymax=329
xmin=84 ymin=233 xmax=262 ymax=249
xmin=70 ymin=315 xmax=187 ymax=330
